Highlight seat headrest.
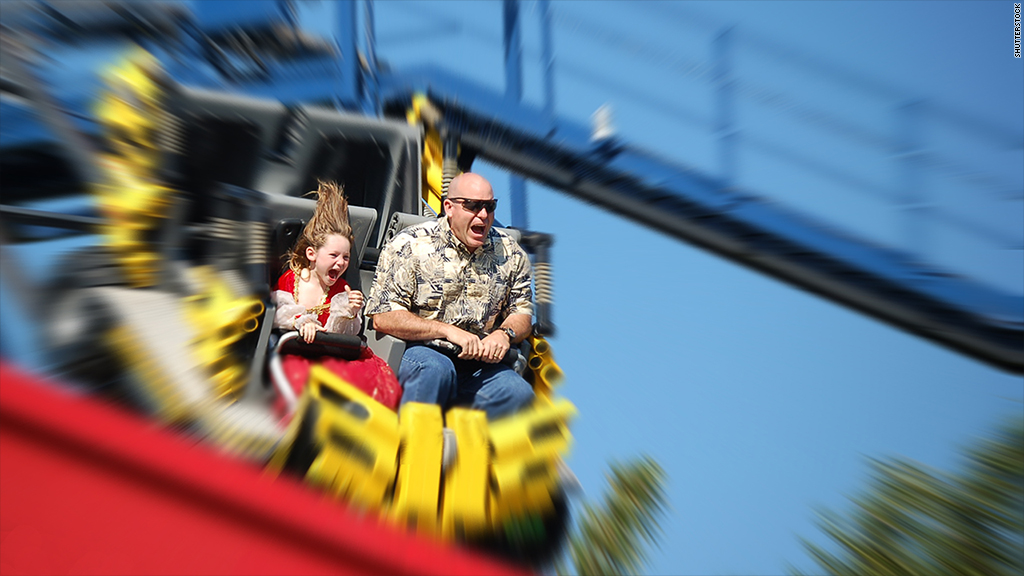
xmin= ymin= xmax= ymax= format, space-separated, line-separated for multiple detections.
xmin=266 ymin=195 xmax=378 ymax=290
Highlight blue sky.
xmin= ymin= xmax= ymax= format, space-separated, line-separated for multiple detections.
xmin=343 ymin=2 xmax=1024 ymax=574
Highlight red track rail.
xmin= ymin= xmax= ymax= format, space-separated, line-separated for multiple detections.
xmin=0 ymin=362 xmax=530 ymax=575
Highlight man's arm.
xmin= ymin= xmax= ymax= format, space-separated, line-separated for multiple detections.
xmin=372 ymin=310 xmax=485 ymax=360
xmin=499 ymin=313 xmax=532 ymax=344
xmin=371 ymin=309 xmax=453 ymax=341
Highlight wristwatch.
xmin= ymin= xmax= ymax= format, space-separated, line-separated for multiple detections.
xmin=500 ymin=326 xmax=517 ymax=341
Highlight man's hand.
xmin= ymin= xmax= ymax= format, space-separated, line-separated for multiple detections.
xmin=445 ymin=326 xmax=484 ymax=360
xmin=480 ymin=330 xmax=511 ymax=364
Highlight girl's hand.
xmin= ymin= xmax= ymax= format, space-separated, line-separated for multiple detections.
xmin=300 ymin=321 xmax=322 ymax=343
xmin=345 ymin=285 xmax=364 ymax=312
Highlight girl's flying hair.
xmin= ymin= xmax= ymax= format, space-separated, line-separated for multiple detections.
xmin=286 ymin=180 xmax=354 ymax=274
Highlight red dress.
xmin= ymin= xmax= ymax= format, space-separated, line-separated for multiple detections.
xmin=273 ymin=270 xmax=401 ymax=417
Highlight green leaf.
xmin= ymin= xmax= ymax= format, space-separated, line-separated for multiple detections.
xmin=794 ymin=415 xmax=1024 ymax=576
xmin=563 ymin=455 xmax=669 ymax=575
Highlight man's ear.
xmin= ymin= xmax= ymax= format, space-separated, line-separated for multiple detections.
xmin=441 ymin=197 xmax=452 ymax=217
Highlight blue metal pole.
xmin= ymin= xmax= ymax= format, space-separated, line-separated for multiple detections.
xmin=503 ymin=0 xmax=523 ymax=103
xmin=335 ymin=0 xmax=359 ymax=109
xmin=897 ymin=99 xmax=927 ymax=258
xmin=713 ymin=26 xmax=737 ymax=189
xmin=363 ymin=0 xmax=379 ymax=115
xmin=539 ymin=0 xmax=556 ymax=135
xmin=504 ymin=0 xmax=527 ymax=228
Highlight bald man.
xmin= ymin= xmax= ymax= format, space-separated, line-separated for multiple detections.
xmin=366 ymin=173 xmax=534 ymax=419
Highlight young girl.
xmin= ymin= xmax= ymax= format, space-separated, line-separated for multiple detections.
xmin=272 ymin=181 xmax=400 ymax=415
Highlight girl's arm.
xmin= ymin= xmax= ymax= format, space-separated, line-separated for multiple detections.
xmin=272 ymin=290 xmax=320 ymax=331
xmin=324 ymin=289 xmax=362 ymax=335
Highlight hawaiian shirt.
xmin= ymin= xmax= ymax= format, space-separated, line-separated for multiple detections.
xmin=366 ymin=216 xmax=533 ymax=337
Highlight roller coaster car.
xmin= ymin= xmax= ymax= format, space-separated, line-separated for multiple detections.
xmin=260 ymin=207 xmax=576 ymax=566
xmin=37 ymin=57 xmax=577 ymax=567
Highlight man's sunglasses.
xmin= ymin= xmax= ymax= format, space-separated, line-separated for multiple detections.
xmin=448 ymin=197 xmax=498 ymax=213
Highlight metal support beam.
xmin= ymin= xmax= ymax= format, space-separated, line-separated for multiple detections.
xmin=0 ymin=31 xmax=100 ymax=186
xmin=363 ymin=0 xmax=379 ymax=115
xmin=0 ymin=206 xmax=103 ymax=232
xmin=0 ymin=225 xmax=45 ymax=371
xmin=896 ymin=99 xmax=927 ymax=257
xmin=335 ymin=0 xmax=360 ymax=109
xmin=504 ymin=0 xmax=528 ymax=228
xmin=539 ymin=0 xmax=556 ymax=135
xmin=503 ymin=0 xmax=523 ymax=103
xmin=713 ymin=26 xmax=737 ymax=188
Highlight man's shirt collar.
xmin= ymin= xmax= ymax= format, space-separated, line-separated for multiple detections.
xmin=439 ymin=214 xmax=493 ymax=256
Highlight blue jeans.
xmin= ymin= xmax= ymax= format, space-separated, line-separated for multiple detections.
xmin=398 ymin=345 xmax=534 ymax=420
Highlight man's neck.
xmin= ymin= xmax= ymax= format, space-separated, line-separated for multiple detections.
xmin=442 ymin=215 xmax=482 ymax=254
